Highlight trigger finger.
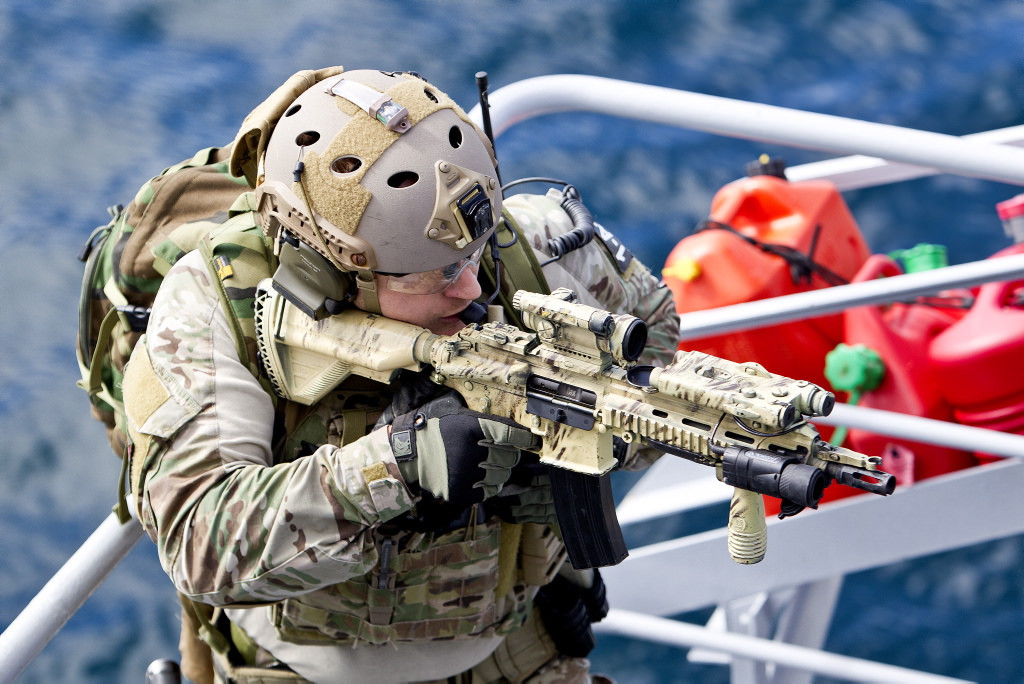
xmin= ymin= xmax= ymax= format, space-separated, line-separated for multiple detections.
xmin=479 ymin=420 xmax=539 ymax=449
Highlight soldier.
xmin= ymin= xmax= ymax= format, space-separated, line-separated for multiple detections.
xmin=122 ymin=68 xmax=678 ymax=683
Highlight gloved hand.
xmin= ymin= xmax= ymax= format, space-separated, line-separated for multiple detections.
xmin=535 ymin=566 xmax=609 ymax=658
xmin=388 ymin=392 xmax=539 ymax=506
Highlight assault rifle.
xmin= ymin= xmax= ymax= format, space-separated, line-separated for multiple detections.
xmin=255 ymin=284 xmax=894 ymax=569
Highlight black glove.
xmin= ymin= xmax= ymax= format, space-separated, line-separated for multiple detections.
xmin=535 ymin=567 xmax=610 ymax=658
xmin=389 ymin=392 xmax=539 ymax=506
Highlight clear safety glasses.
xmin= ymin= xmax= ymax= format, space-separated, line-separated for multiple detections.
xmin=376 ymin=246 xmax=484 ymax=295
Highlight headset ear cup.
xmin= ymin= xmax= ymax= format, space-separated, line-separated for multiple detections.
xmin=271 ymin=237 xmax=355 ymax=319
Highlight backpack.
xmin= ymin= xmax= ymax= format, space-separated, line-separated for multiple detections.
xmin=76 ymin=146 xmax=250 ymax=459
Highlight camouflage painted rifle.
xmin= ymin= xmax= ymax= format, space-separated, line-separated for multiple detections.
xmin=256 ymin=284 xmax=894 ymax=569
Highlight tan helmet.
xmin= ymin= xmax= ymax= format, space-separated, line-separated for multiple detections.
xmin=253 ymin=69 xmax=500 ymax=307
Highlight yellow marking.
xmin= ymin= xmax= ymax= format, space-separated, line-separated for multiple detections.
xmin=214 ymin=255 xmax=234 ymax=280
xmin=362 ymin=462 xmax=390 ymax=483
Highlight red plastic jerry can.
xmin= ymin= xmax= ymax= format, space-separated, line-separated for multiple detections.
xmin=826 ymin=253 xmax=976 ymax=503
xmin=930 ymin=243 xmax=1024 ymax=458
xmin=663 ymin=164 xmax=870 ymax=391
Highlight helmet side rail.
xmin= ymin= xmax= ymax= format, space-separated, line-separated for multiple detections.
xmin=255 ymin=284 xmax=894 ymax=569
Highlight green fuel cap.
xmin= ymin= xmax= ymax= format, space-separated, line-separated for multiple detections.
xmin=825 ymin=343 xmax=885 ymax=394
xmin=889 ymin=243 xmax=948 ymax=273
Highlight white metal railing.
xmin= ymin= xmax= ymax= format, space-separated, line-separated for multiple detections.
xmin=784 ymin=125 xmax=1024 ymax=190
xmin=674 ymin=253 xmax=1024 ymax=340
xmin=5 ymin=75 xmax=1021 ymax=682
xmin=816 ymin=404 xmax=1024 ymax=458
xmin=470 ymin=74 xmax=1024 ymax=186
xmin=594 ymin=609 xmax=972 ymax=684
xmin=0 ymin=512 xmax=145 ymax=682
xmin=477 ymin=74 xmax=1023 ymax=684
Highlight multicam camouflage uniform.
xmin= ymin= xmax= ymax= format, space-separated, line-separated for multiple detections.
xmin=123 ymin=190 xmax=678 ymax=682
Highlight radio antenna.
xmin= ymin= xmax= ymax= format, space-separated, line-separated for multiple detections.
xmin=475 ymin=71 xmax=500 ymax=183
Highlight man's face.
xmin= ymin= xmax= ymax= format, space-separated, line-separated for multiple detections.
xmin=354 ymin=263 xmax=482 ymax=336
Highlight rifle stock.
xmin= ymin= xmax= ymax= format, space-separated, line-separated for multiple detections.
xmin=256 ymin=282 xmax=895 ymax=569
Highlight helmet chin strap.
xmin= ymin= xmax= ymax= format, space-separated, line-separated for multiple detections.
xmin=354 ymin=271 xmax=382 ymax=315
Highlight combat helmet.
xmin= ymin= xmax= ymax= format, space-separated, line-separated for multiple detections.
xmin=235 ymin=68 xmax=501 ymax=318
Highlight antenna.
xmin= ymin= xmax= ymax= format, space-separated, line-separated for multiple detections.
xmin=475 ymin=71 xmax=500 ymax=183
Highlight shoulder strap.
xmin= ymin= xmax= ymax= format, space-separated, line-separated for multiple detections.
xmin=195 ymin=196 xmax=277 ymax=388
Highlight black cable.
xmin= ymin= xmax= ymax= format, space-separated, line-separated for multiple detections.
xmin=733 ymin=416 xmax=808 ymax=438
xmin=695 ymin=219 xmax=850 ymax=287
xmin=500 ymin=176 xmax=572 ymax=193
xmin=484 ymin=232 xmax=502 ymax=305
xmin=541 ymin=193 xmax=595 ymax=265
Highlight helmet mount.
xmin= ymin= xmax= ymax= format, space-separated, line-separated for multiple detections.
xmin=428 ymin=161 xmax=498 ymax=251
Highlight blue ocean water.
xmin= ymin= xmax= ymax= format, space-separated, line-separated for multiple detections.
xmin=1 ymin=1 xmax=1022 ymax=681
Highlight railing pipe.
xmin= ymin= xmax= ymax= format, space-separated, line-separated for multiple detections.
xmin=470 ymin=74 xmax=1024 ymax=186
xmin=784 ymin=125 xmax=1024 ymax=190
xmin=595 ymin=610 xmax=974 ymax=684
xmin=676 ymin=252 xmax=1024 ymax=340
xmin=0 ymin=513 xmax=144 ymax=682
xmin=817 ymin=404 xmax=1022 ymax=459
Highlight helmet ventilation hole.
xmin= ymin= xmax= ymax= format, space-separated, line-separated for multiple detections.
xmin=295 ymin=131 xmax=320 ymax=147
xmin=331 ymin=156 xmax=363 ymax=175
xmin=285 ymin=104 xmax=302 ymax=117
xmin=424 ymin=88 xmax=439 ymax=103
xmin=387 ymin=171 xmax=419 ymax=188
xmin=448 ymin=126 xmax=463 ymax=148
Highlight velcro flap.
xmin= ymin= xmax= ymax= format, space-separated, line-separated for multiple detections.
xmin=122 ymin=340 xmax=201 ymax=439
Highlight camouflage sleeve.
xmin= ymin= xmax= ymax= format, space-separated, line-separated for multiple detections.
xmin=127 ymin=251 xmax=417 ymax=605
xmin=505 ymin=192 xmax=680 ymax=470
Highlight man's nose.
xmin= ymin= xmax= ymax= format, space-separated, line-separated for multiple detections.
xmin=444 ymin=264 xmax=482 ymax=300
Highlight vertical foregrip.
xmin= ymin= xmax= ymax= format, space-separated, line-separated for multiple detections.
xmin=728 ymin=488 xmax=767 ymax=564
xmin=548 ymin=467 xmax=629 ymax=569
